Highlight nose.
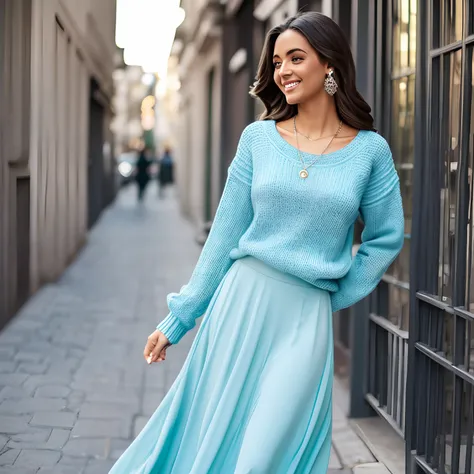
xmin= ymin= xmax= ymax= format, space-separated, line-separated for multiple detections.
xmin=278 ymin=61 xmax=292 ymax=79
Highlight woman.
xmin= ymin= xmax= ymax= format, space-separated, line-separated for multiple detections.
xmin=135 ymin=147 xmax=152 ymax=202
xmin=110 ymin=11 xmax=404 ymax=474
xmin=158 ymin=147 xmax=175 ymax=198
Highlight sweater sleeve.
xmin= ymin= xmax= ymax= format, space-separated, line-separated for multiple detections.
xmin=156 ymin=128 xmax=254 ymax=344
xmin=330 ymin=138 xmax=405 ymax=313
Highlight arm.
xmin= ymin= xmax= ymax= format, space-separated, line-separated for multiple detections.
xmin=156 ymin=128 xmax=254 ymax=344
xmin=330 ymin=138 xmax=405 ymax=313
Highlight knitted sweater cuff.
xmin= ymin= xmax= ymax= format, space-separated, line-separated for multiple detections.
xmin=156 ymin=313 xmax=189 ymax=345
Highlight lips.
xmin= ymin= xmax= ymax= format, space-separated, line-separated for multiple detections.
xmin=284 ymin=81 xmax=300 ymax=92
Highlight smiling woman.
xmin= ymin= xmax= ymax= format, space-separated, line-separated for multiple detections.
xmin=109 ymin=11 xmax=404 ymax=474
xmin=250 ymin=12 xmax=374 ymax=131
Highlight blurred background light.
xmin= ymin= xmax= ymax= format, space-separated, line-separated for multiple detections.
xmin=115 ymin=0 xmax=185 ymax=75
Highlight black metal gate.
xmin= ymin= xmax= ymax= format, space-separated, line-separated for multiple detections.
xmin=406 ymin=0 xmax=474 ymax=472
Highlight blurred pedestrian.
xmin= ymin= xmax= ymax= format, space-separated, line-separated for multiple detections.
xmin=111 ymin=11 xmax=404 ymax=474
xmin=157 ymin=147 xmax=174 ymax=198
xmin=135 ymin=147 xmax=152 ymax=202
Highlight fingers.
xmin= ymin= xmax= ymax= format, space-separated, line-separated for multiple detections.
xmin=143 ymin=333 xmax=158 ymax=361
xmin=146 ymin=333 xmax=171 ymax=364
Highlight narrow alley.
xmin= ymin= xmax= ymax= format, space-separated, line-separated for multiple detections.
xmin=0 ymin=185 xmax=389 ymax=473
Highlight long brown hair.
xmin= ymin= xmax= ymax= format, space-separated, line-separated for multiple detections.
xmin=250 ymin=12 xmax=374 ymax=131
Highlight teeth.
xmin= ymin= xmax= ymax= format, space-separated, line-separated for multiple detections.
xmin=285 ymin=81 xmax=300 ymax=89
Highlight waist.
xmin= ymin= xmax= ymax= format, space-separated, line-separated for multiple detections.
xmin=235 ymin=256 xmax=322 ymax=290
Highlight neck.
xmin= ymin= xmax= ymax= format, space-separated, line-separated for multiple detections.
xmin=296 ymin=93 xmax=340 ymax=137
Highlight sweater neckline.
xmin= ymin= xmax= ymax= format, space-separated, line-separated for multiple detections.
xmin=266 ymin=119 xmax=365 ymax=167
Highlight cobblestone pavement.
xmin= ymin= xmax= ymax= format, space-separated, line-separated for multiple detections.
xmin=0 ymin=185 xmax=387 ymax=473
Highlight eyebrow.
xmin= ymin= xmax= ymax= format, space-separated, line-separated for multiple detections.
xmin=273 ymin=48 xmax=307 ymax=59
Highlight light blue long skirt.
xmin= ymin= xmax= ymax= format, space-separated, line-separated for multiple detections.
xmin=110 ymin=256 xmax=333 ymax=474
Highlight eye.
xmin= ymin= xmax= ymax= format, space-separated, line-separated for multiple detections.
xmin=273 ymin=61 xmax=282 ymax=69
xmin=292 ymin=56 xmax=303 ymax=63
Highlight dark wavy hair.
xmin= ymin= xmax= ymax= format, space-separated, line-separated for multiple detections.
xmin=250 ymin=12 xmax=374 ymax=131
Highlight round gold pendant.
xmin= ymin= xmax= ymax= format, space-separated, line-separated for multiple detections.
xmin=299 ymin=169 xmax=309 ymax=179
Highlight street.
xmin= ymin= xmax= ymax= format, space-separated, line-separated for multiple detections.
xmin=0 ymin=185 xmax=389 ymax=473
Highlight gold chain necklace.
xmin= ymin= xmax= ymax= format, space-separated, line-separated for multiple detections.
xmin=297 ymin=130 xmax=334 ymax=142
xmin=293 ymin=116 xmax=343 ymax=179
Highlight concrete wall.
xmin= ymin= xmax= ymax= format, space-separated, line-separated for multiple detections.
xmin=177 ymin=41 xmax=222 ymax=226
xmin=29 ymin=0 xmax=116 ymax=291
xmin=0 ymin=0 xmax=33 ymax=326
xmin=0 ymin=0 xmax=116 ymax=328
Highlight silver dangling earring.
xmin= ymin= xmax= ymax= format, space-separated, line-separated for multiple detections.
xmin=324 ymin=70 xmax=338 ymax=96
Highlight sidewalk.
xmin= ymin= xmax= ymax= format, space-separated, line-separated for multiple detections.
xmin=0 ymin=185 xmax=390 ymax=473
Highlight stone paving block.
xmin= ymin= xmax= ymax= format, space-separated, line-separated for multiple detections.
xmin=79 ymin=402 xmax=135 ymax=420
xmin=14 ymin=448 xmax=61 ymax=468
xmin=0 ymin=362 xmax=17 ymax=373
xmin=353 ymin=463 xmax=391 ymax=473
xmin=71 ymin=419 xmax=128 ymax=439
xmin=0 ymin=468 xmax=38 ymax=474
xmin=37 ymin=454 xmax=89 ymax=473
xmin=48 ymin=359 xmax=80 ymax=375
xmin=38 ymin=466 xmax=81 ymax=474
xmin=62 ymin=438 xmax=110 ymax=458
xmin=108 ymin=439 xmax=130 ymax=461
xmin=86 ymin=389 xmax=140 ymax=407
xmin=28 ymin=343 xmax=66 ymax=358
xmin=41 ymin=429 xmax=71 ymax=450
xmin=9 ymin=429 xmax=51 ymax=443
xmin=133 ymin=416 xmax=149 ymax=438
xmin=0 ymin=448 xmax=21 ymax=465
xmin=51 ymin=333 xmax=91 ymax=350
xmin=332 ymin=427 xmax=376 ymax=467
xmin=10 ymin=315 xmax=49 ymax=330
xmin=84 ymin=459 xmax=115 ymax=474
xmin=0 ymin=415 xmax=32 ymax=434
xmin=144 ymin=367 xmax=167 ymax=390
xmin=122 ymin=371 xmax=143 ymax=388
xmin=0 ymin=347 xmax=16 ymax=361
xmin=30 ymin=411 xmax=77 ymax=429
xmin=68 ymin=348 xmax=86 ymax=359
xmin=0 ymin=374 xmax=28 ymax=386
xmin=35 ymin=385 xmax=71 ymax=399
xmin=24 ymin=375 xmax=72 ymax=391
xmin=0 ymin=386 xmax=34 ymax=399
xmin=67 ymin=390 xmax=86 ymax=410
xmin=0 ymin=397 xmax=67 ymax=415
xmin=329 ymin=446 xmax=342 ymax=469
xmin=18 ymin=362 xmax=50 ymax=375
xmin=14 ymin=351 xmax=46 ymax=363
xmin=141 ymin=391 xmax=165 ymax=417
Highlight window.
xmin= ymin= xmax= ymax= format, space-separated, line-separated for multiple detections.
xmin=438 ymin=50 xmax=462 ymax=302
xmin=382 ymin=0 xmax=416 ymax=330
xmin=433 ymin=0 xmax=463 ymax=48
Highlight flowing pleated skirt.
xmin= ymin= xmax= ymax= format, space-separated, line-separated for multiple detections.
xmin=109 ymin=256 xmax=333 ymax=474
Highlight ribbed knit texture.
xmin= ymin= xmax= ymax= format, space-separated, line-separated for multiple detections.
xmin=157 ymin=120 xmax=405 ymax=344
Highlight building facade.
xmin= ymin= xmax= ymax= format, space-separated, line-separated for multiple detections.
xmin=333 ymin=0 xmax=474 ymax=473
xmin=0 ymin=0 xmax=117 ymax=330
xmin=170 ymin=0 xmax=223 ymax=226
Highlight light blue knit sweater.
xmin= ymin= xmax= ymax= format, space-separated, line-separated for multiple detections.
xmin=158 ymin=120 xmax=405 ymax=344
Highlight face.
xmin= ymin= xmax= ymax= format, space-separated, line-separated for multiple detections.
xmin=273 ymin=29 xmax=330 ymax=105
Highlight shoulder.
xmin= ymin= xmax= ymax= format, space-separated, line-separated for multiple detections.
xmin=237 ymin=120 xmax=272 ymax=153
xmin=360 ymin=131 xmax=392 ymax=157
xmin=241 ymin=120 xmax=272 ymax=138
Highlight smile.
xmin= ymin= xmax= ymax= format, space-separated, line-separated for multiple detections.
xmin=284 ymin=81 xmax=300 ymax=91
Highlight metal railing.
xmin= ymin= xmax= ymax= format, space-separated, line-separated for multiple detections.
xmin=366 ymin=313 xmax=409 ymax=437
